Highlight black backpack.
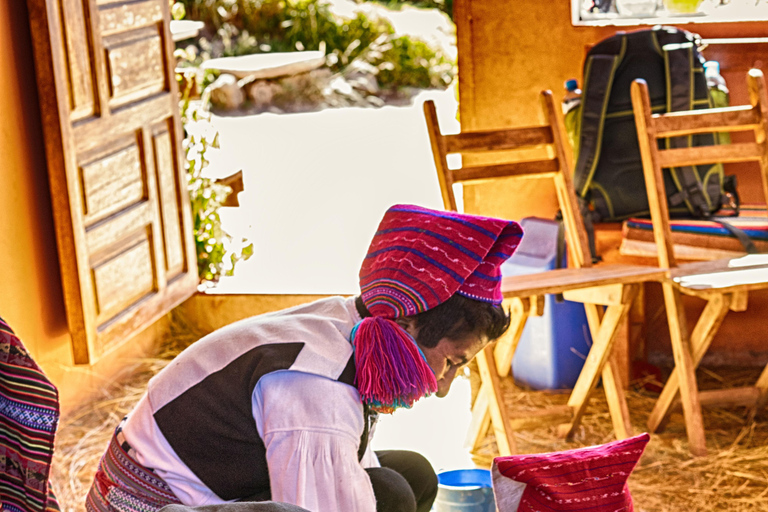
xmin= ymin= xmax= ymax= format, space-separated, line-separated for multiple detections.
xmin=570 ymin=26 xmax=738 ymax=226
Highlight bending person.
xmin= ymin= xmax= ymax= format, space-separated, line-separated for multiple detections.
xmin=86 ymin=204 xmax=523 ymax=512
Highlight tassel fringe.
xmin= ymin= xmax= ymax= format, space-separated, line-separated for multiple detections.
xmin=351 ymin=317 xmax=438 ymax=414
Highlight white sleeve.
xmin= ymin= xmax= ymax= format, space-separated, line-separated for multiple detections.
xmin=253 ymin=371 xmax=377 ymax=512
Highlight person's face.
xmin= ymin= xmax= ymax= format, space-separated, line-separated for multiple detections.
xmin=397 ymin=319 xmax=488 ymax=398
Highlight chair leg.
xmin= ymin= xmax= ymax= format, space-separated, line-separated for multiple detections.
xmin=475 ymin=346 xmax=517 ymax=455
xmin=660 ymin=282 xmax=707 ymax=457
xmin=603 ymin=355 xmax=633 ymax=440
xmin=647 ymin=293 xmax=731 ymax=433
xmin=583 ymin=300 xmax=633 ymax=440
xmin=748 ymin=363 xmax=768 ymax=423
xmin=494 ymin=298 xmax=530 ymax=377
xmin=468 ymin=298 xmax=530 ymax=455
xmin=466 ymin=382 xmax=492 ymax=452
xmin=559 ymin=284 xmax=639 ymax=439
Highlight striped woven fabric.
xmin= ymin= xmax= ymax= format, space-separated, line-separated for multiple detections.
xmin=86 ymin=427 xmax=181 ymax=512
xmin=0 ymin=317 xmax=61 ymax=512
xmin=492 ymin=433 xmax=650 ymax=512
xmin=360 ymin=204 xmax=523 ymax=317
xmin=626 ymin=205 xmax=768 ymax=241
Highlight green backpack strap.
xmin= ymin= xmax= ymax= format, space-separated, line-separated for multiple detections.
xmin=571 ymin=35 xmax=624 ymax=262
xmin=573 ymin=52 xmax=621 ymax=201
xmin=662 ymin=41 xmax=712 ymax=218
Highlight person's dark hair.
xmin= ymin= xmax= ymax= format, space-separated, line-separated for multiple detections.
xmin=409 ymin=294 xmax=511 ymax=348
xmin=354 ymin=294 xmax=511 ymax=348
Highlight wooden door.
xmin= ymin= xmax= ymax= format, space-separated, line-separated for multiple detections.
xmin=27 ymin=0 xmax=198 ymax=364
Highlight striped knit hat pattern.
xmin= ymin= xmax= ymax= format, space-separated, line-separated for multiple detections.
xmin=360 ymin=204 xmax=524 ymax=317
xmin=352 ymin=204 xmax=523 ymax=414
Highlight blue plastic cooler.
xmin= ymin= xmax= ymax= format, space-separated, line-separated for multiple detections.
xmin=501 ymin=217 xmax=592 ymax=390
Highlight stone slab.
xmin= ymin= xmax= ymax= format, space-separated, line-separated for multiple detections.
xmin=201 ymin=51 xmax=326 ymax=80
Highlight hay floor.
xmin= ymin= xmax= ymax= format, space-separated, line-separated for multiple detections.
xmin=49 ymin=317 xmax=203 ymax=512
xmin=51 ymin=327 xmax=768 ymax=511
xmin=468 ymin=360 xmax=768 ymax=512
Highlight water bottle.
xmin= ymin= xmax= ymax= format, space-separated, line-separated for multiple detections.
xmin=562 ymin=79 xmax=582 ymax=115
xmin=562 ymin=79 xmax=582 ymax=150
xmin=704 ymin=60 xmax=729 ymax=108
xmin=704 ymin=61 xmax=730 ymax=144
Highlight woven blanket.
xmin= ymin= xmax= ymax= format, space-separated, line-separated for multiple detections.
xmin=625 ymin=205 xmax=768 ymax=241
xmin=620 ymin=206 xmax=768 ymax=259
xmin=86 ymin=426 xmax=181 ymax=512
xmin=0 ymin=317 xmax=60 ymax=512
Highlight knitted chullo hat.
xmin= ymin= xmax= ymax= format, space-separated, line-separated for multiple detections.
xmin=491 ymin=433 xmax=651 ymax=512
xmin=352 ymin=204 xmax=524 ymax=413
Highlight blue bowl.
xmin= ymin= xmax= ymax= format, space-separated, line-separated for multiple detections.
xmin=435 ymin=469 xmax=495 ymax=512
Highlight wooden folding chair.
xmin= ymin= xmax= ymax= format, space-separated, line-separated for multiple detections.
xmin=631 ymin=68 xmax=768 ymax=457
xmin=423 ymin=92 xmax=665 ymax=456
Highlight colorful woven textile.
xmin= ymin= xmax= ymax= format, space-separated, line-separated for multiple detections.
xmin=360 ymin=204 xmax=524 ymax=317
xmin=86 ymin=426 xmax=181 ymax=512
xmin=491 ymin=433 xmax=650 ymax=512
xmin=0 ymin=317 xmax=61 ymax=512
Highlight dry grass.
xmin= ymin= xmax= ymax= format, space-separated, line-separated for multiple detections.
xmin=468 ymin=362 xmax=768 ymax=512
xmin=49 ymin=314 xmax=204 ymax=512
xmin=50 ymin=323 xmax=768 ymax=512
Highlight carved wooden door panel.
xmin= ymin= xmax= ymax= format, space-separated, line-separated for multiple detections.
xmin=27 ymin=0 xmax=198 ymax=364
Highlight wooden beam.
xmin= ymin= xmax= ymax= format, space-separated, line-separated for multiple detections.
xmin=632 ymin=79 xmax=678 ymax=269
xmin=562 ymin=283 xmax=627 ymax=306
xmin=671 ymin=386 xmax=759 ymax=411
xmin=648 ymin=294 xmax=731 ymax=433
xmin=749 ymin=364 xmax=768 ymax=422
xmin=730 ymin=290 xmax=749 ymax=312
xmin=443 ymin=126 xmax=553 ymax=153
xmin=476 ymin=346 xmax=516 ymax=455
xmin=423 ymin=100 xmax=456 ymax=211
xmin=652 ymin=104 xmax=758 ymax=137
xmin=559 ymin=285 xmax=638 ymax=439
xmin=452 ymin=160 xmax=558 ymax=182
xmin=660 ymin=281 xmax=707 ymax=457
xmin=494 ymin=298 xmax=530 ymax=377
xmin=530 ymin=295 xmax=545 ymax=316
xmin=603 ymin=355 xmax=633 ymax=440
xmin=466 ymin=382 xmax=492 ymax=452
xmin=501 ymin=264 xmax=665 ymax=299
xmin=657 ymin=142 xmax=763 ymax=168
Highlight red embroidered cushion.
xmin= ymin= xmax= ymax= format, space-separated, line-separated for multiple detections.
xmin=491 ymin=433 xmax=650 ymax=512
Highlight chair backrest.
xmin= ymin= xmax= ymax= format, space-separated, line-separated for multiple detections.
xmin=631 ymin=68 xmax=768 ymax=269
xmin=423 ymin=92 xmax=592 ymax=269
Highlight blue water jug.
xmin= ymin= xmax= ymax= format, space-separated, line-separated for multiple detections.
xmin=500 ymin=217 xmax=592 ymax=390
xmin=434 ymin=469 xmax=495 ymax=512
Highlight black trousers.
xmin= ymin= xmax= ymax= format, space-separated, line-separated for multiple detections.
xmin=367 ymin=450 xmax=438 ymax=512
xmin=159 ymin=450 xmax=437 ymax=512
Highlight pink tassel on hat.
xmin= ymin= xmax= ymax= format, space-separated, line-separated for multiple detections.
xmin=351 ymin=317 xmax=438 ymax=414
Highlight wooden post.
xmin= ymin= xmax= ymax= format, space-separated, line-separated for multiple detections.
xmin=647 ymin=293 xmax=731 ymax=433
xmin=559 ymin=284 xmax=639 ymax=439
xmin=475 ymin=346 xmax=516 ymax=455
xmin=661 ymin=282 xmax=707 ymax=456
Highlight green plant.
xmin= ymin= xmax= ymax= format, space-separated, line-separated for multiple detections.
xmin=362 ymin=0 xmax=453 ymax=20
xmin=174 ymin=0 xmax=456 ymax=100
xmin=178 ymin=0 xmax=393 ymax=71
xmin=357 ymin=34 xmax=454 ymax=90
xmin=179 ymin=76 xmax=254 ymax=284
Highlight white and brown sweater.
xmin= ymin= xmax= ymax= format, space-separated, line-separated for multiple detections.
xmin=122 ymin=296 xmax=379 ymax=511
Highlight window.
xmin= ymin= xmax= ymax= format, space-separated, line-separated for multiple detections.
xmin=573 ymin=0 xmax=768 ymax=26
